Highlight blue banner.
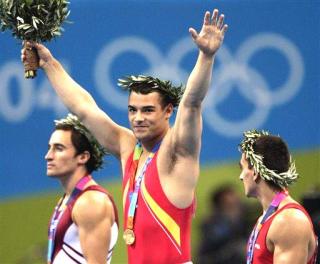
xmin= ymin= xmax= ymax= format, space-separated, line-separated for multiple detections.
xmin=1 ymin=0 xmax=319 ymax=198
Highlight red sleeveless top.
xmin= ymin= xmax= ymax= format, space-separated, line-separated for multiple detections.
xmin=123 ymin=151 xmax=195 ymax=264
xmin=251 ymin=203 xmax=318 ymax=264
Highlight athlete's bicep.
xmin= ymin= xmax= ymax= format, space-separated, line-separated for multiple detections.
xmin=73 ymin=191 xmax=114 ymax=264
xmin=170 ymin=105 xmax=202 ymax=158
xmin=270 ymin=209 xmax=311 ymax=264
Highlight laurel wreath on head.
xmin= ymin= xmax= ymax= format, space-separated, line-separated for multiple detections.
xmin=118 ymin=75 xmax=184 ymax=107
xmin=54 ymin=114 xmax=108 ymax=171
xmin=239 ymin=129 xmax=298 ymax=188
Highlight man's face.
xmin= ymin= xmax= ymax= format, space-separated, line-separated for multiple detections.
xmin=128 ymin=91 xmax=172 ymax=142
xmin=45 ymin=130 xmax=80 ymax=178
xmin=239 ymin=153 xmax=256 ymax=197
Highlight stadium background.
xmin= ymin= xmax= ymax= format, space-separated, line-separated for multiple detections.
xmin=0 ymin=0 xmax=319 ymax=263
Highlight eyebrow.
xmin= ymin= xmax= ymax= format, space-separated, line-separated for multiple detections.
xmin=128 ymin=105 xmax=156 ymax=110
xmin=142 ymin=106 xmax=156 ymax=110
xmin=48 ymin=143 xmax=66 ymax=149
xmin=239 ymin=161 xmax=243 ymax=169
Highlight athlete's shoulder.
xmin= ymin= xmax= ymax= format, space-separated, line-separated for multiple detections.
xmin=269 ymin=202 xmax=312 ymax=244
xmin=73 ymin=187 xmax=114 ymax=224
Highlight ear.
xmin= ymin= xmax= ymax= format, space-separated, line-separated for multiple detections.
xmin=165 ymin=104 xmax=174 ymax=120
xmin=77 ymin=151 xmax=90 ymax=166
xmin=253 ymin=171 xmax=261 ymax=183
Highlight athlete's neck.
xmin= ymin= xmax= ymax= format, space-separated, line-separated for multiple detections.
xmin=140 ymin=130 xmax=166 ymax=153
xmin=60 ymin=170 xmax=88 ymax=195
xmin=257 ymin=184 xmax=280 ymax=212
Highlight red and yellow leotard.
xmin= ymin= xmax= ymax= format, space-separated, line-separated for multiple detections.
xmin=123 ymin=151 xmax=195 ymax=264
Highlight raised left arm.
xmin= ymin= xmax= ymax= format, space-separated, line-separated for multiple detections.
xmin=73 ymin=191 xmax=115 ymax=264
xmin=171 ymin=9 xmax=228 ymax=159
xmin=158 ymin=10 xmax=227 ymax=208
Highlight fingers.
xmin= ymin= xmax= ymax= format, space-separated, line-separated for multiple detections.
xmin=204 ymin=11 xmax=211 ymax=25
xmin=21 ymin=44 xmax=27 ymax=62
xmin=23 ymin=41 xmax=36 ymax=50
xmin=211 ymin=9 xmax=219 ymax=26
xmin=221 ymin=24 xmax=228 ymax=36
xmin=189 ymin=27 xmax=198 ymax=41
xmin=21 ymin=41 xmax=31 ymax=62
xmin=217 ymin=14 xmax=224 ymax=29
xmin=21 ymin=41 xmax=40 ymax=62
xmin=207 ymin=9 xmax=227 ymax=31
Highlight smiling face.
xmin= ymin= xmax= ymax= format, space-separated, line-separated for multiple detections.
xmin=128 ymin=91 xmax=173 ymax=143
xmin=239 ymin=153 xmax=257 ymax=198
xmin=45 ymin=130 xmax=86 ymax=179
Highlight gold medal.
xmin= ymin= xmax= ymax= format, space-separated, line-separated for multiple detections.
xmin=123 ymin=229 xmax=135 ymax=245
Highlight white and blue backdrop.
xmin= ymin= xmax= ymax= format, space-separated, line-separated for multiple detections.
xmin=1 ymin=0 xmax=319 ymax=198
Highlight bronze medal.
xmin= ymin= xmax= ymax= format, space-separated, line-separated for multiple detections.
xmin=123 ymin=229 xmax=135 ymax=245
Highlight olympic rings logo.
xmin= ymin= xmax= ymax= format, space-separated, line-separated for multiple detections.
xmin=94 ymin=33 xmax=304 ymax=137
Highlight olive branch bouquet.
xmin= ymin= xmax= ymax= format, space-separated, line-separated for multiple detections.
xmin=0 ymin=0 xmax=70 ymax=78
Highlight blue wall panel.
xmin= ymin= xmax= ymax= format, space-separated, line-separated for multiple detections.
xmin=1 ymin=0 xmax=319 ymax=198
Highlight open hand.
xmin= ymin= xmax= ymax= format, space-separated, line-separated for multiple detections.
xmin=189 ymin=9 xmax=228 ymax=57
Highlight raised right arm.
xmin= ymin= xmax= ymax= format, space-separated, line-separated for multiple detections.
xmin=22 ymin=42 xmax=136 ymax=160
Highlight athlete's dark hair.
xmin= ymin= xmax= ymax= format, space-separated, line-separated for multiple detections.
xmin=252 ymin=135 xmax=290 ymax=189
xmin=118 ymin=75 xmax=184 ymax=108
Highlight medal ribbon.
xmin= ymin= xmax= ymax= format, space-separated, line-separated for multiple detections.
xmin=246 ymin=191 xmax=288 ymax=264
xmin=47 ymin=175 xmax=92 ymax=264
xmin=126 ymin=141 xmax=161 ymax=230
